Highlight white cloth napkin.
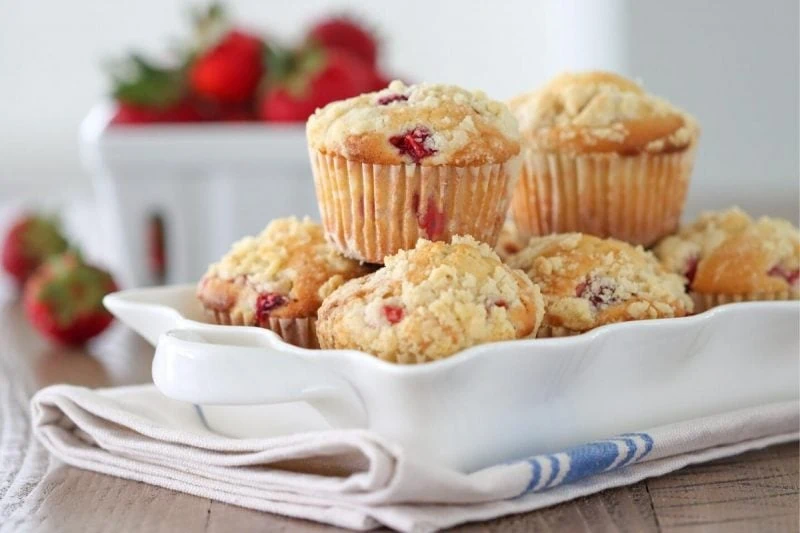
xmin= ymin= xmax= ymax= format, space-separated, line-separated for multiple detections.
xmin=31 ymin=385 xmax=798 ymax=533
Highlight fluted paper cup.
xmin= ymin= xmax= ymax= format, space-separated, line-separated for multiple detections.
xmin=692 ymin=291 xmax=797 ymax=314
xmin=310 ymin=150 xmax=521 ymax=263
xmin=207 ymin=309 xmax=319 ymax=349
xmin=510 ymin=145 xmax=696 ymax=246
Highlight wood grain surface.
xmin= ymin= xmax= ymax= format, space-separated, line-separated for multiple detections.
xmin=0 ymin=296 xmax=797 ymax=533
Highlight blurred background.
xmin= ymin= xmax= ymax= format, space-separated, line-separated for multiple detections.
xmin=0 ymin=0 xmax=798 ymax=289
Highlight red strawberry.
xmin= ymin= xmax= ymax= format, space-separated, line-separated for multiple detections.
xmin=260 ymin=89 xmax=317 ymax=122
xmin=23 ymin=252 xmax=118 ymax=346
xmin=111 ymin=100 xmax=202 ymax=125
xmin=215 ymin=106 xmax=257 ymax=122
xmin=307 ymin=17 xmax=378 ymax=68
xmin=260 ymin=48 xmax=372 ymax=122
xmin=190 ymin=30 xmax=265 ymax=105
xmin=2 ymin=215 xmax=68 ymax=286
xmin=109 ymin=54 xmax=195 ymax=124
xmin=190 ymin=99 xmax=258 ymax=122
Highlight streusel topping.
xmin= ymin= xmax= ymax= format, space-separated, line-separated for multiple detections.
xmin=508 ymin=233 xmax=692 ymax=333
xmin=198 ymin=217 xmax=371 ymax=320
xmin=654 ymin=207 xmax=800 ymax=295
xmin=316 ymin=235 xmax=544 ymax=363
xmin=307 ymin=81 xmax=521 ymax=166
xmin=508 ymin=71 xmax=699 ymax=154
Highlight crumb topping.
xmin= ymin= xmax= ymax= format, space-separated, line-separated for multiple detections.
xmin=316 ymin=235 xmax=545 ymax=363
xmin=654 ymin=207 xmax=800 ymax=296
xmin=197 ymin=217 xmax=372 ymax=320
xmin=508 ymin=71 xmax=699 ymax=154
xmin=508 ymin=233 xmax=692 ymax=333
xmin=306 ymin=80 xmax=521 ymax=166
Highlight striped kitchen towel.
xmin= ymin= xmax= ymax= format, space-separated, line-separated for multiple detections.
xmin=31 ymin=385 xmax=798 ymax=533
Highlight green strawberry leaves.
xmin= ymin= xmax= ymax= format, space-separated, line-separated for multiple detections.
xmin=267 ymin=44 xmax=326 ymax=98
xmin=21 ymin=216 xmax=68 ymax=261
xmin=35 ymin=253 xmax=114 ymax=326
xmin=109 ymin=55 xmax=188 ymax=109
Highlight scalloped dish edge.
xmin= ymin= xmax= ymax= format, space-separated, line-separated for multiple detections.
xmin=104 ymin=284 xmax=800 ymax=373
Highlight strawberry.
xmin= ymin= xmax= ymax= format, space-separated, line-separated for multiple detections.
xmin=190 ymin=30 xmax=265 ymax=105
xmin=259 ymin=48 xmax=373 ymax=122
xmin=307 ymin=16 xmax=378 ymax=68
xmin=190 ymin=100 xmax=258 ymax=122
xmin=259 ymin=89 xmax=317 ymax=122
xmin=2 ymin=215 xmax=68 ymax=286
xmin=111 ymin=100 xmax=202 ymax=125
xmin=23 ymin=252 xmax=118 ymax=346
xmin=109 ymin=54 xmax=200 ymax=124
xmin=215 ymin=107 xmax=257 ymax=121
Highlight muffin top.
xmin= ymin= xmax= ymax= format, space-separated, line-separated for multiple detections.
xmin=654 ymin=207 xmax=800 ymax=296
xmin=197 ymin=217 xmax=372 ymax=321
xmin=508 ymin=71 xmax=699 ymax=155
xmin=306 ymin=80 xmax=520 ymax=166
xmin=316 ymin=235 xmax=544 ymax=364
xmin=508 ymin=233 xmax=692 ymax=333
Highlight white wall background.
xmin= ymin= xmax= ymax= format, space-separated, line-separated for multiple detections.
xmin=629 ymin=0 xmax=799 ymax=218
xmin=0 ymin=0 xmax=797 ymax=218
xmin=0 ymin=0 xmax=624 ymax=187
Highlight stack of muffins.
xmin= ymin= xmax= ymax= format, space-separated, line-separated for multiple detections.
xmin=197 ymin=71 xmax=799 ymax=364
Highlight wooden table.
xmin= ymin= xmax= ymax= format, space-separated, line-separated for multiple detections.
xmin=0 ymin=295 xmax=798 ymax=532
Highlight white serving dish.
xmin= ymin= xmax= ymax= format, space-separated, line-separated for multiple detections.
xmin=105 ymin=285 xmax=800 ymax=473
xmin=80 ymin=104 xmax=315 ymax=288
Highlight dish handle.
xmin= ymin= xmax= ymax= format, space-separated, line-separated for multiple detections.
xmin=152 ymin=326 xmax=368 ymax=429
xmin=104 ymin=285 xmax=197 ymax=345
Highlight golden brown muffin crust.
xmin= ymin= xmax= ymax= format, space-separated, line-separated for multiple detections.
xmin=654 ymin=207 xmax=800 ymax=296
xmin=197 ymin=217 xmax=373 ymax=323
xmin=316 ymin=236 xmax=545 ymax=363
xmin=508 ymin=233 xmax=692 ymax=333
xmin=508 ymin=71 xmax=699 ymax=155
xmin=307 ymin=81 xmax=521 ymax=166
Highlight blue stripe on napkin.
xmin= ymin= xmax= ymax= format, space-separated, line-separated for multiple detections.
xmin=520 ymin=432 xmax=654 ymax=495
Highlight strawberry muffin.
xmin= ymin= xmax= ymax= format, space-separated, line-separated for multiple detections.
xmin=197 ymin=217 xmax=372 ymax=348
xmin=306 ymin=80 xmax=522 ymax=263
xmin=316 ymin=235 xmax=544 ymax=363
xmin=654 ymin=207 xmax=800 ymax=312
xmin=508 ymin=71 xmax=699 ymax=245
xmin=508 ymin=233 xmax=692 ymax=337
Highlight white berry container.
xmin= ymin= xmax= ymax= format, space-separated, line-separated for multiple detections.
xmin=105 ymin=284 xmax=800 ymax=473
xmin=79 ymin=103 xmax=316 ymax=288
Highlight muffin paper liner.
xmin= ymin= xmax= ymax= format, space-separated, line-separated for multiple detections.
xmin=206 ymin=309 xmax=319 ymax=349
xmin=310 ymin=150 xmax=521 ymax=263
xmin=510 ymin=145 xmax=697 ymax=246
xmin=691 ymin=291 xmax=797 ymax=314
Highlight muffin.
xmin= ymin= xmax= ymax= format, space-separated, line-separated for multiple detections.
xmin=654 ymin=207 xmax=800 ymax=312
xmin=307 ymin=80 xmax=522 ymax=263
xmin=316 ymin=235 xmax=544 ymax=364
xmin=508 ymin=233 xmax=693 ymax=337
xmin=508 ymin=71 xmax=699 ymax=246
xmin=196 ymin=217 xmax=373 ymax=348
